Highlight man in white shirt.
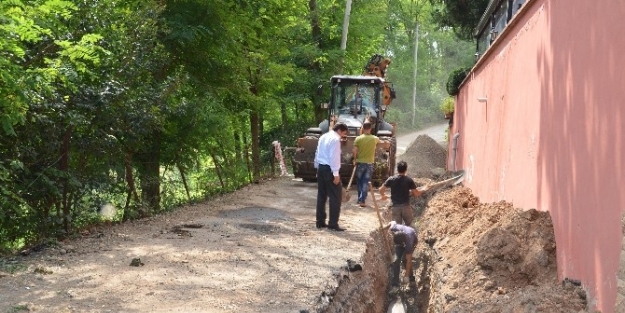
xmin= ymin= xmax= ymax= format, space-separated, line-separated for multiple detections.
xmin=314 ymin=122 xmax=349 ymax=231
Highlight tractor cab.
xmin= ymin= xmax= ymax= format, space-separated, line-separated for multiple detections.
xmin=325 ymin=75 xmax=388 ymax=136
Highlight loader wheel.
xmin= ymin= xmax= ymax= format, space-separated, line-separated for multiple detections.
xmin=379 ymin=136 xmax=396 ymax=179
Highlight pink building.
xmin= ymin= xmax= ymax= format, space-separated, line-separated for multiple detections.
xmin=450 ymin=0 xmax=625 ymax=312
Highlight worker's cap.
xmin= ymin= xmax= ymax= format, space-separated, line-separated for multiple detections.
xmin=388 ymin=221 xmax=405 ymax=245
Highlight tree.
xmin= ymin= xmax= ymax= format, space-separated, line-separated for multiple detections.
xmin=0 ymin=0 xmax=481 ymax=251
xmin=429 ymin=0 xmax=489 ymax=40
xmin=377 ymin=0 xmax=474 ymax=130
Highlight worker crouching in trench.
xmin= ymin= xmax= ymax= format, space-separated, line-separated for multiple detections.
xmin=387 ymin=221 xmax=417 ymax=290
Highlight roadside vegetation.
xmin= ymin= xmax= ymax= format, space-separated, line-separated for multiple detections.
xmin=0 ymin=0 xmax=479 ymax=252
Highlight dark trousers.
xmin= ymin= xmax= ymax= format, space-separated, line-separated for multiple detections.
xmin=391 ymin=244 xmax=406 ymax=287
xmin=316 ymin=164 xmax=341 ymax=227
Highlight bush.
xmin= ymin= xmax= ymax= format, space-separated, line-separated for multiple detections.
xmin=439 ymin=96 xmax=455 ymax=114
xmin=446 ymin=66 xmax=471 ymax=96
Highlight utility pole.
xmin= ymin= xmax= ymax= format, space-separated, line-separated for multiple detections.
xmin=339 ymin=0 xmax=352 ymax=74
xmin=411 ymin=22 xmax=419 ymax=126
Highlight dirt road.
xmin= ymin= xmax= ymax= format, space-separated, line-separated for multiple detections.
xmin=1 ymin=125 xmax=453 ymax=313
xmin=0 ymin=177 xmax=385 ymax=313
xmin=0 ymin=124 xmax=592 ymax=313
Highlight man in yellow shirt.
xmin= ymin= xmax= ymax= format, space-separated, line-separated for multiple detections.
xmin=352 ymin=121 xmax=379 ymax=207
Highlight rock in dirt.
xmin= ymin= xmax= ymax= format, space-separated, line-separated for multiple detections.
xmin=346 ymin=259 xmax=362 ymax=272
xmin=130 ymin=258 xmax=144 ymax=267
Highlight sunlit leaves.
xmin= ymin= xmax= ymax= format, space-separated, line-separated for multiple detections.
xmin=55 ymin=33 xmax=106 ymax=73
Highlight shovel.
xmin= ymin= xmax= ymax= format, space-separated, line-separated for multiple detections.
xmin=419 ymin=170 xmax=465 ymax=192
xmin=342 ymin=165 xmax=357 ymax=203
xmin=368 ymin=182 xmax=386 ymax=229
xmin=368 ymin=182 xmax=393 ymax=260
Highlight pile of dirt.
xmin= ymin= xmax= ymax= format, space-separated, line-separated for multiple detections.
xmin=409 ymin=186 xmax=592 ymax=313
xmin=371 ymin=131 xmax=592 ymax=312
xmin=399 ymin=134 xmax=448 ymax=179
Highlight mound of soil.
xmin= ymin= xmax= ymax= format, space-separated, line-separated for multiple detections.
xmin=399 ymin=135 xmax=447 ymax=179
xmin=380 ymin=129 xmax=593 ymax=312
xmin=412 ymin=186 xmax=592 ymax=313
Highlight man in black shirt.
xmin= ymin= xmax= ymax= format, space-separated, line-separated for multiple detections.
xmin=379 ymin=161 xmax=429 ymax=226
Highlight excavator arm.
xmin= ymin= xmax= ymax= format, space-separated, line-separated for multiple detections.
xmin=362 ymin=54 xmax=396 ymax=106
xmin=363 ymin=54 xmax=391 ymax=78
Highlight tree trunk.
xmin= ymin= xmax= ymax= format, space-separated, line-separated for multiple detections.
xmin=123 ymin=152 xmax=140 ymax=220
xmin=281 ymin=102 xmax=288 ymax=130
xmin=339 ymin=0 xmax=353 ymax=74
xmin=54 ymin=200 xmax=62 ymax=238
xmin=309 ymin=0 xmax=322 ymax=54
xmin=136 ymin=131 xmax=161 ymax=215
xmin=60 ymin=126 xmax=72 ymax=234
xmin=234 ymin=131 xmax=241 ymax=163
xmin=412 ymin=23 xmax=419 ymax=126
xmin=42 ymin=197 xmax=52 ymax=240
xmin=177 ymin=163 xmax=191 ymax=201
xmin=243 ymin=141 xmax=253 ymax=184
xmin=259 ymin=113 xmax=264 ymax=139
xmin=249 ymin=111 xmax=261 ymax=183
xmin=247 ymin=61 xmax=262 ymax=183
xmin=209 ymin=151 xmax=225 ymax=190
xmin=309 ymin=0 xmax=325 ymax=122
xmin=124 ymin=191 xmax=132 ymax=219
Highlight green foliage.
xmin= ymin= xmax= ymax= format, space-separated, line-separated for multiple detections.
xmin=0 ymin=0 xmax=477 ymax=251
xmin=0 ymin=0 xmax=78 ymax=135
xmin=440 ymin=96 xmax=455 ymax=114
xmin=374 ymin=0 xmax=475 ymax=131
xmin=8 ymin=305 xmax=30 ymax=313
xmin=429 ymin=0 xmax=490 ymax=40
xmin=446 ymin=66 xmax=471 ymax=96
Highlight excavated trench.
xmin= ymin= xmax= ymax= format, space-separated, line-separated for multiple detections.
xmin=309 ymin=135 xmax=447 ymax=313
xmin=311 ymin=223 xmax=436 ymax=313
xmin=308 ymin=130 xmax=592 ymax=312
xmin=312 ymin=226 xmax=394 ymax=313
xmin=311 ymin=197 xmax=590 ymax=313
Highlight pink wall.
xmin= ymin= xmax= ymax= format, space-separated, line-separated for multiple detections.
xmin=451 ymin=0 xmax=625 ymax=311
